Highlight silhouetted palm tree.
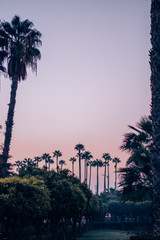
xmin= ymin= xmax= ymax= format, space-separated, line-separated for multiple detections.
xmin=88 ymin=160 xmax=93 ymax=190
xmin=69 ymin=157 xmax=76 ymax=175
xmin=41 ymin=153 xmax=50 ymax=169
xmin=74 ymin=143 xmax=85 ymax=182
xmin=119 ymin=116 xmax=152 ymax=201
xmin=0 ymin=15 xmax=41 ymax=177
xmin=102 ymin=153 xmax=111 ymax=192
xmin=92 ymin=159 xmax=103 ymax=195
xmin=14 ymin=160 xmax=24 ymax=172
xmin=34 ymin=156 xmax=42 ymax=168
xmin=82 ymin=151 xmax=93 ymax=184
xmin=48 ymin=156 xmax=54 ymax=171
xmin=59 ymin=160 xmax=66 ymax=170
xmin=53 ymin=150 xmax=62 ymax=172
xmin=23 ymin=158 xmax=36 ymax=167
xmin=112 ymin=157 xmax=121 ymax=190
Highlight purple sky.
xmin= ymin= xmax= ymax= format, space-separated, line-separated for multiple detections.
xmin=0 ymin=0 xmax=151 ymax=193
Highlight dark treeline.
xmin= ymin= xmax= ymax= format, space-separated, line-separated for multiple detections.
xmin=13 ymin=145 xmax=121 ymax=196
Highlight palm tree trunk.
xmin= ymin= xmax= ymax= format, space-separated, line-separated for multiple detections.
xmin=150 ymin=1 xmax=160 ymax=238
xmin=107 ymin=164 xmax=109 ymax=191
xmin=97 ymin=165 xmax=99 ymax=195
xmin=72 ymin=161 xmax=74 ymax=175
xmin=48 ymin=161 xmax=50 ymax=171
xmin=84 ymin=159 xmax=86 ymax=182
xmin=45 ymin=160 xmax=47 ymax=169
xmin=56 ymin=156 xmax=58 ymax=172
xmin=104 ymin=163 xmax=106 ymax=192
xmin=86 ymin=161 xmax=88 ymax=184
xmin=115 ymin=164 xmax=117 ymax=190
xmin=0 ymin=75 xmax=18 ymax=178
xmin=89 ymin=164 xmax=91 ymax=189
xmin=79 ymin=150 xmax=81 ymax=182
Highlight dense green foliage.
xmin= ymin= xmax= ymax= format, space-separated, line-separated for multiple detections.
xmin=107 ymin=201 xmax=151 ymax=222
xmin=0 ymin=167 xmax=105 ymax=239
xmin=0 ymin=176 xmax=50 ymax=240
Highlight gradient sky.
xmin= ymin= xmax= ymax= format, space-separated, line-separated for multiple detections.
xmin=0 ymin=0 xmax=151 ymax=193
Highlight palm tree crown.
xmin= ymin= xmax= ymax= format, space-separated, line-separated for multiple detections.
xmin=53 ymin=150 xmax=62 ymax=172
xmin=59 ymin=160 xmax=66 ymax=170
xmin=119 ymin=116 xmax=152 ymax=201
xmin=92 ymin=159 xmax=103 ymax=195
xmin=102 ymin=153 xmax=112 ymax=192
xmin=112 ymin=157 xmax=121 ymax=190
xmin=34 ymin=156 xmax=42 ymax=168
xmin=82 ymin=151 xmax=93 ymax=184
xmin=74 ymin=143 xmax=85 ymax=182
xmin=69 ymin=157 xmax=77 ymax=175
xmin=41 ymin=153 xmax=50 ymax=169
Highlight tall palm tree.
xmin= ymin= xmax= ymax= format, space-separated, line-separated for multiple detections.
xmin=53 ymin=150 xmax=62 ymax=172
xmin=112 ymin=157 xmax=121 ymax=190
xmin=82 ymin=151 xmax=93 ymax=184
xmin=0 ymin=15 xmax=41 ymax=178
xmin=41 ymin=153 xmax=50 ymax=169
xmin=48 ymin=156 xmax=54 ymax=171
xmin=74 ymin=143 xmax=85 ymax=182
xmin=88 ymin=160 xmax=93 ymax=190
xmin=34 ymin=156 xmax=42 ymax=168
xmin=102 ymin=153 xmax=111 ymax=192
xmin=59 ymin=160 xmax=66 ymax=170
xmin=92 ymin=159 xmax=103 ymax=195
xmin=69 ymin=157 xmax=76 ymax=175
xmin=150 ymin=2 xmax=160 ymax=237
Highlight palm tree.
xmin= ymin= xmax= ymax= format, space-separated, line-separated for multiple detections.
xmin=69 ymin=157 xmax=77 ymax=175
xmin=53 ymin=150 xmax=62 ymax=172
xmin=23 ymin=158 xmax=36 ymax=167
xmin=41 ymin=153 xmax=50 ymax=169
xmin=82 ymin=151 xmax=93 ymax=184
xmin=34 ymin=156 xmax=42 ymax=168
xmin=59 ymin=160 xmax=66 ymax=170
xmin=102 ymin=153 xmax=111 ymax=192
xmin=92 ymin=159 xmax=103 ymax=195
xmin=150 ymin=2 xmax=160 ymax=236
xmin=14 ymin=160 xmax=24 ymax=172
xmin=48 ymin=156 xmax=54 ymax=171
xmin=0 ymin=15 xmax=41 ymax=178
xmin=88 ymin=160 xmax=93 ymax=190
xmin=74 ymin=143 xmax=85 ymax=182
xmin=119 ymin=116 xmax=152 ymax=201
xmin=112 ymin=157 xmax=121 ymax=190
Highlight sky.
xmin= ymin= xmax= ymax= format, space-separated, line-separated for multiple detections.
xmin=0 ymin=0 xmax=151 ymax=193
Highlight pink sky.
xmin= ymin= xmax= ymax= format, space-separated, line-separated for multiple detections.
xmin=0 ymin=0 xmax=151 ymax=193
